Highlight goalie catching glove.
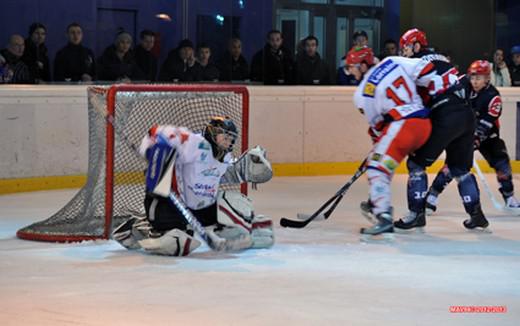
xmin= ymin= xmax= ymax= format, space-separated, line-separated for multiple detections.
xmin=223 ymin=145 xmax=273 ymax=186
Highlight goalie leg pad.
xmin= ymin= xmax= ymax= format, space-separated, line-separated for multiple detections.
xmin=138 ymin=229 xmax=201 ymax=256
xmin=112 ymin=216 xmax=152 ymax=250
xmin=217 ymin=191 xmax=253 ymax=231
xmin=250 ymin=215 xmax=274 ymax=249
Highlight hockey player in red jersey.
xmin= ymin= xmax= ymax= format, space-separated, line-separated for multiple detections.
xmin=426 ymin=60 xmax=520 ymax=214
xmin=350 ymin=46 xmax=433 ymax=235
xmin=112 ymin=116 xmax=274 ymax=255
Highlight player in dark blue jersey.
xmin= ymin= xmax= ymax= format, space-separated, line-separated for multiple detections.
xmin=425 ymin=60 xmax=520 ymax=214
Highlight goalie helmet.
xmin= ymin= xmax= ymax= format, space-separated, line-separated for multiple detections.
xmin=204 ymin=116 xmax=238 ymax=159
xmin=345 ymin=46 xmax=374 ymax=66
xmin=467 ymin=60 xmax=490 ymax=76
xmin=400 ymin=28 xmax=428 ymax=49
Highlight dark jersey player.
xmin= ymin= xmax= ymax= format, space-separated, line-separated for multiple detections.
xmin=394 ymin=28 xmax=488 ymax=230
xmin=426 ymin=60 xmax=520 ymax=214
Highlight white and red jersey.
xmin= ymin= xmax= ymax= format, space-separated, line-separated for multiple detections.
xmin=354 ymin=56 xmax=434 ymax=128
xmin=139 ymin=125 xmax=233 ymax=210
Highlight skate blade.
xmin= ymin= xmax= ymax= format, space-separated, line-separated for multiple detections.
xmin=297 ymin=212 xmax=326 ymax=220
xmin=504 ymin=207 xmax=520 ymax=216
xmin=394 ymin=226 xmax=425 ymax=234
xmin=466 ymin=227 xmax=492 ymax=234
xmin=360 ymin=232 xmax=395 ymax=243
xmin=425 ymin=208 xmax=435 ymax=216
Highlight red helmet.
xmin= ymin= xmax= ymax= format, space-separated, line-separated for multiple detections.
xmin=346 ymin=46 xmax=374 ymax=66
xmin=467 ymin=60 xmax=491 ymax=76
xmin=400 ymin=28 xmax=428 ymax=48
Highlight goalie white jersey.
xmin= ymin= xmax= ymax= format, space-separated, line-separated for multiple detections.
xmin=353 ymin=56 xmax=434 ymax=128
xmin=139 ymin=125 xmax=233 ymax=210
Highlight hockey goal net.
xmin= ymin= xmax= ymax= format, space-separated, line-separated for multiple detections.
xmin=17 ymin=84 xmax=249 ymax=242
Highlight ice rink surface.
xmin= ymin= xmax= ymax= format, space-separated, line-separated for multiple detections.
xmin=1 ymin=174 xmax=519 ymax=326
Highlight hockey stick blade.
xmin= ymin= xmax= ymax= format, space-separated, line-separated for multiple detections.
xmin=279 ymin=159 xmax=367 ymax=229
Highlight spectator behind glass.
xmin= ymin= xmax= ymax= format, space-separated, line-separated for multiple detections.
xmin=510 ymin=45 xmax=520 ymax=87
xmin=97 ymin=32 xmax=144 ymax=82
xmin=250 ymin=30 xmax=295 ymax=85
xmin=379 ymin=39 xmax=398 ymax=59
xmin=196 ymin=43 xmax=219 ymax=82
xmin=490 ymin=48 xmax=511 ymax=87
xmin=218 ymin=38 xmax=249 ymax=81
xmin=22 ymin=22 xmax=50 ymax=82
xmin=134 ymin=30 xmax=158 ymax=81
xmin=54 ymin=23 xmax=96 ymax=82
xmin=0 ymin=34 xmax=33 ymax=83
xmin=295 ymin=35 xmax=330 ymax=85
xmin=353 ymin=30 xmax=369 ymax=48
xmin=159 ymin=39 xmax=201 ymax=82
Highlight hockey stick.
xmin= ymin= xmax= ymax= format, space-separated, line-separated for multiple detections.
xmin=473 ymin=158 xmax=504 ymax=212
xmin=280 ymin=158 xmax=367 ymax=228
xmin=89 ymin=90 xmax=226 ymax=251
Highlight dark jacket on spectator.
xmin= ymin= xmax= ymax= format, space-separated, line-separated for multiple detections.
xmin=295 ymin=53 xmax=330 ymax=85
xmin=218 ymin=52 xmax=249 ymax=81
xmin=250 ymin=44 xmax=295 ymax=85
xmin=0 ymin=48 xmax=34 ymax=83
xmin=197 ymin=63 xmax=220 ymax=81
xmin=97 ymin=45 xmax=144 ymax=81
xmin=134 ymin=45 xmax=158 ymax=81
xmin=510 ymin=64 xmax=520 ymax=87
xmin=159 ymin=49 xmax=201 ymax=82
xmin=336 ymin=67 xmax=360 ymax=86
xmin=54 ymin=43 xmax=96 ymax=81
xmin=22 ymin=39 xmax=50 ymax=81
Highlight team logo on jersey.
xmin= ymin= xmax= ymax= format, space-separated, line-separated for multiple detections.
xmin=198 ymin=141 xmax=210 ymax=150
xmin=363 ymin=82 xmax=376 ymax=97
xmin=200 ymin=167 xmax=220 ymax=177
xmin=488 ymin=95 xmax=502 ymax=117
xmin=367 ymin=59 xmax=398 ymax=85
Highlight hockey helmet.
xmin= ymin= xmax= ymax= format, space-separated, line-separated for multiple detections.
xmin=204 ymin=116 xmax=238 ymax=156
xmin=467 ymin=60 xmax=491 ymax=76
xmin=346 ymin=46 xmax=375 ymax=66
xmin=400 ymin=28 xmax=428 ymax=49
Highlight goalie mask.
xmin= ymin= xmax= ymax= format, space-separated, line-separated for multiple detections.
xmin=204 ymin=116 xmax=238 ymax=160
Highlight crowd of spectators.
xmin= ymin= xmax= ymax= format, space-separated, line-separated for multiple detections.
xmin=1 ymin=21 xmax=520 ymax=87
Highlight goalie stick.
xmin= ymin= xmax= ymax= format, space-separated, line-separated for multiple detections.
xmin=89 ymin=89 xmax=227 ymax=251
xmin=279 ymin=158 xmax=367 ymax=228
xmin=473 ymin=158 xmax=504 ymax=212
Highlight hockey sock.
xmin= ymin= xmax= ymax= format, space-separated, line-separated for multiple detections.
xmin=430 ymin=165 xmax=453 ymax=195
xmin=406 ymin=160 xmax=427 ymax=213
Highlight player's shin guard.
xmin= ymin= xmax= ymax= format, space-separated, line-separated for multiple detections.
xmin=426 ymin=165 xmax=454 ymax=214
xmin=406 ymin=160 xmax=428 ymax=213
xmin=455 ymin=173 xmax=483 ymax=215
xmin=366 ymin=167 xmax=392 ymax=216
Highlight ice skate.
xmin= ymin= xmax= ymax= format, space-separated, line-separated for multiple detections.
xmin=394 ymin=210 xmax=426 ymax=231
xmin=463 ymin=204 xmax=490 ymax=232
xmin=504 ymin=196 xmax=520 ymax=215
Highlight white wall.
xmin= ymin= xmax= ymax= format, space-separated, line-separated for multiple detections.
xmin=0 ymin=85 xmax=519 ymax=179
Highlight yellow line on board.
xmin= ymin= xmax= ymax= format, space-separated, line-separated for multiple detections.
xmin=0 ymin=160 xmax=518 ymax=195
